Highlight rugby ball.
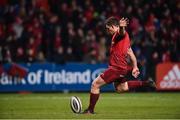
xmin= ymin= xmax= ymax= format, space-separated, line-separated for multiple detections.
xmin=70 ymin=96 xmax=82 ymax=114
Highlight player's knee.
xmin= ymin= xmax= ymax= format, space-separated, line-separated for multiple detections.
xmin=115 ymin=86 xmax=129 ymax=93
xmin=91 ymin=80 xmax=99 ymax=90
xmin=91 ymin=77 xmax=104 ymax=90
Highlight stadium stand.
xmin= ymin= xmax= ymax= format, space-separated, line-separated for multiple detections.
xmin=0 ymin=0 xmax=179 ymax=81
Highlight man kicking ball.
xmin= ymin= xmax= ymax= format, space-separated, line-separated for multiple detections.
xmin=83 ymin=17 xmax=155 ymax=114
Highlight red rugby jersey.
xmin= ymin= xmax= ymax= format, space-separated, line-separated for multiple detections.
xmin=109 ymin=32 xmax=131 ymax=70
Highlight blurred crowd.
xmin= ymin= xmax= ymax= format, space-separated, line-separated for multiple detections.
xmin=0 ymin=0 xmax=179 ymax=80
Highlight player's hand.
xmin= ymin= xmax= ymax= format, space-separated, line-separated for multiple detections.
xmin=132 ymin=67 xmax=140 ymax=78
xmin=119 ymin=17 xmax=129 ymax=27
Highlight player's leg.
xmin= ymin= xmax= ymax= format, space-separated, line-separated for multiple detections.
xmin=114 ymin=81 xmax=129 ymax=93
xmin=114 ymin=66 xmax=155 ymax=93
xmin=128 ymin=79 xmax=156 ymax=88
xmin=114 ymin=79 xmax=156 ymax=93
xmin=90 ymin=75 xmax=106 ymax=94
xmin=84 ymin=67 xmax=119 ymax=114
xmin=125 ymin=65 xmax=156 ymax=90
xmin=83 ymin=75 xmax=106 ymax=114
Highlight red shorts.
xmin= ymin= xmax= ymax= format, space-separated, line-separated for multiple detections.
xmin=100 ymin=66 xmax=132 ymax=84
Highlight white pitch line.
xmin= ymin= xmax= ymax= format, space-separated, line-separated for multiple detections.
xmin=0 ymin=96 xmax=168 ymax=101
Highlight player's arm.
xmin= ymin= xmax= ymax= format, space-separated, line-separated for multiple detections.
xmin=127 ymin=47 xmax=140 ymax=78
xmin=119 ymin=18 xmax=129 ymax=36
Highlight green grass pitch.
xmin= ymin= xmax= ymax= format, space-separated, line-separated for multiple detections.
xmin=0 ymin=92 xmax=180 ymax=119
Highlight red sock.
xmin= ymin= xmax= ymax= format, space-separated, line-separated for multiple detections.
xmin=127 ymin=80 xmax=147 ymax=89
xmin=88 ymin=93 xmax=100 ymax=112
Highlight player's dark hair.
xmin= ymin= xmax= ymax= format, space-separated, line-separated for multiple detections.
xmin=105 ymin=17 xmax=119 ymax=27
